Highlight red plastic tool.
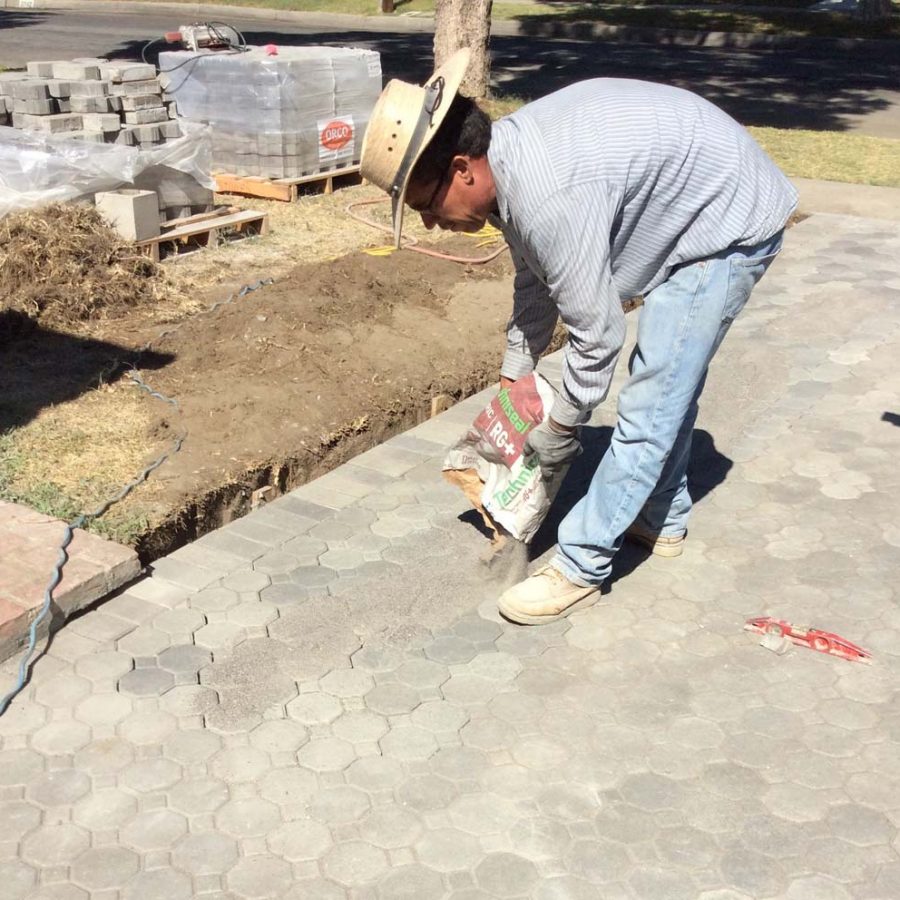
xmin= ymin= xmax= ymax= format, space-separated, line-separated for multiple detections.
xmin=744 ymin=616 xmax=872 ymax=664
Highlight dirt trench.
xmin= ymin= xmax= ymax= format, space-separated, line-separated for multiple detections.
xmin=124 ymin=238 xmax=516 ymax=560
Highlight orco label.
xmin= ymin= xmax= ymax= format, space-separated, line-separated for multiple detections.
xmin=318 ymin=117 xmax=355 ymax=163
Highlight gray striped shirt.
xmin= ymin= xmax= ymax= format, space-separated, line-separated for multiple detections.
xmin=487 ymin=79 xmax=798 ymax=426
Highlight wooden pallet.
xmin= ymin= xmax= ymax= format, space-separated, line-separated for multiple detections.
xmin=137 ymin=209 xmax=268 ymax=262
xmin=214 ymin=163 xmax=362 ymax=202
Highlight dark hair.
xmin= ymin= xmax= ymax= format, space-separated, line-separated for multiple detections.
xmin=411 ymin=94 xmax=492 ymax=186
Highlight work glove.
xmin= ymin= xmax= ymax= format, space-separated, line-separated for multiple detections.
xmin=524 ymin=419 xmax=581 ymax=481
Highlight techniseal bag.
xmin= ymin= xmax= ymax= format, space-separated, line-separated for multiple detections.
xmin=443 ymin=373 xmax=569 ymax=543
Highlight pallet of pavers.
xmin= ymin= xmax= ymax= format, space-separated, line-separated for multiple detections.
xmin=0 ymin=57 xmax=215 ymax=222
xmin=213 ymin=162 xmax=363 ymax=203
xmin=0 ymin=58 xmax=176 ymax=144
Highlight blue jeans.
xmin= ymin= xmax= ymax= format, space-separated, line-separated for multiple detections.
xmin=554 ymin=232 xmax=784 ymax=587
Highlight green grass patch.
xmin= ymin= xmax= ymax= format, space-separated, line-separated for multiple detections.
xmin=748 ymin=126 xmax=900 ymax=187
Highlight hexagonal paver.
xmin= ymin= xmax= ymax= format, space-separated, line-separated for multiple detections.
xmin=171 ymin=831 xmax=239 ymax=876
xmin=118 ymin=709 xmax=178 ymax=746
xmin=27 ymin=768 xmax=91 ymax=808
xmin=152 ymin=607 xmax=206 ymax=637
xmin=475 ymin=853 xmax=540 ymax=898
xmin=258 ymin=766 xmax=320 ymax=807
xmin=210 ymin=746 xmax=271 ymax=782
xmin=117 ymin=626 xmax=171 ymax=657
xmin=73 ymin=788 xmax=137 ymax=830
xmin=268 ymin=819 xmax=334 ymax=861
xmin=319 ymin=667 xmax=375 ymax=699
xmin=74 ymin=650 xmax=134 ymax=684
xmin=74 ymin=691 xmax=135 ymax=727
xmin=227 ymin=854 xmax=294 ymax=899
xmin=332 ymin=710 xmax=389 ymax=744
xmin=163 ymin=728 xmax=223 ymax=764
xmin=30 ymin=721 xmax=92 ymax=756
xmin=375 ymin=864 xmax=445 ymax=899
xmin=190 ymin=586 xmax=240 ymax=614
xmin=322 ymin=841 xmax=389 ymax=886
xmin=21 ymin=823 xmax=90 ymax=867
xmin=1 ymin=800 xmax=41 ymax=841
xmin=286 ymin=691 xmax=343 ymax=724
xmin=167 ymin=777 xmax=229 ymax=815
xmin=227 ymin=600 xmax=278 ymax=629
xmin=296 ymin=736 xmax=357 ymax=772
xmin=0 ymin=859 xmax=35 ymax=900
xmin=34 ymin=672 xmax=92 ymax=708
xmin=118 ymin=666 xmax=175 ymax=696
xmin=379 ymin=726 xmax=438 ymax=762
xmin=358 ymin=804 xmax=423 ymax=849
xmin=70 ymin=847 xmax=140 ymax=891
xmin=215 ymin=797 xmax=281 ymax=837
xmin=120 ymin=808 xmax=187 ymax=851
xmin=121 ymin=758 xmax=183 ymax=793
xmin=564 ymin=839 xmax=631 ymax=884
xmin=365 ymin=683 xmax=421 ymax=715
xmin=157 ymin=644 xmax=213 ymax=675
xmin=121 ymin=868 xmax=193 ymax=900
xmin=394 ymin=658 xmax=450 ymax=690
xmin=308 ymin=786 xmax=371 ymax=826
xmin=346 ymin=756 xmax=406 ymax=793
xmin=415 ymin=828 xmax=483 ymax=872
xmin=248 ymin=719 xmax=309 ymax=753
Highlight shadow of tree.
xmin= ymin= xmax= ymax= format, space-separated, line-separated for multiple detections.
xmin=0 ymin=314 xmax=174 ymax=431
xmin=120 ymin=24 xmax=897 ymax=133
xmin=0 ymin=11 xmax=49 ymax=31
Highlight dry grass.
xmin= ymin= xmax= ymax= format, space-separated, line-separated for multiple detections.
xmin=170 ymin=181 xmax=463 ymax=289
xmin=0 ymin=381 xmax=163 ymax=543
xmin=0 ymin=204 xmax=187 ymax=333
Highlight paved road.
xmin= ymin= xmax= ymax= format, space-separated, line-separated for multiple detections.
xmin=1 ymin=7 xmax=899 ymax=135
xmin=1 ymin=211 xmax=899 ymax=898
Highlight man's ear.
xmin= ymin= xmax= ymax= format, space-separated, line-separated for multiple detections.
xmin=450 ymin=154 xmax=476 ymax=186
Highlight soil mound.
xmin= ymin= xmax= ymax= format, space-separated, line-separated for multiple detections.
xmin=0 ymin=203 xmax=178 ymax=339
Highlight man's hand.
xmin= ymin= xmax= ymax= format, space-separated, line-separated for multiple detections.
xmin=524 ymin=418 xmax=580 ymax=481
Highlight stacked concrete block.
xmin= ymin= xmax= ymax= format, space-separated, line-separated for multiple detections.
xmin=1 ymin=57 xmax=214 ymax=226
xmin=158 ymin=46 xmax=382 ymax=179
xmin=0 ymin=57 xmax=180 ymax=146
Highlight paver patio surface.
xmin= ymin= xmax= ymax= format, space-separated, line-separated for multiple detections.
xmin=1 ymin=212 xmax=898 ymax=898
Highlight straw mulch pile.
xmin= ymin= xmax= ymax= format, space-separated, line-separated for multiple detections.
xmin=0 ymin=203 xmax=178 ymax=339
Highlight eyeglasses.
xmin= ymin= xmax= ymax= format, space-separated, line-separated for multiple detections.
xmin=408 ymin=169 xmax=447 ymax=216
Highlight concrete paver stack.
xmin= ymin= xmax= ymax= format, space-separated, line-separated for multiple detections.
xmin=0 ymin=58 xmax=214 ymax=221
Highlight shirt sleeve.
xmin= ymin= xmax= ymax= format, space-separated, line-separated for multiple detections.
xmin=524 ymin=182 xmax=627 ymax=427
xmin=500 ymin=248 xmax=559 ymax=381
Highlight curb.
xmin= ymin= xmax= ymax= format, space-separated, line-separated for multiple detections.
xmin=4 ymin=0 xmax=898 ymax=54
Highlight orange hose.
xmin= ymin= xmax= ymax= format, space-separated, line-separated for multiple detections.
xmin=345 ymin=196 xmax=509 ymax=265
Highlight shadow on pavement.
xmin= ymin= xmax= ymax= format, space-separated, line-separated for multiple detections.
xmin=529 ymin=426 xmax=733 ymax=585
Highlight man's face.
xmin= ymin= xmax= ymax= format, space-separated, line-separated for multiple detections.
xmin=405 ymin=157 xmax=489 ymax=234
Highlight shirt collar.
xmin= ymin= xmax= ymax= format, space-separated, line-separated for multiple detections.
xmin=487 ymin=117 xmax=516 ymax=224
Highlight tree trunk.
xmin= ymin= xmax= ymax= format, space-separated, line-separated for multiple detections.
xmin=380 ymin=0 xmax=395 ymax=13
xmin=433 ymin=0 xmax=493 ymax=99
xmin=858 ymin=0 xmax=892 ymax=22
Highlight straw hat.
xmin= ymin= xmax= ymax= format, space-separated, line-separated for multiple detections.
xmin=361 ymin=48 xmax=472 ymax=248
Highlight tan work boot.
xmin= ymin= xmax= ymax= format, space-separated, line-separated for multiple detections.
xmin=497 ymin=564 xmax=600 ymax=626
xmin=625 ymin=521 xmax=686 ymax=558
